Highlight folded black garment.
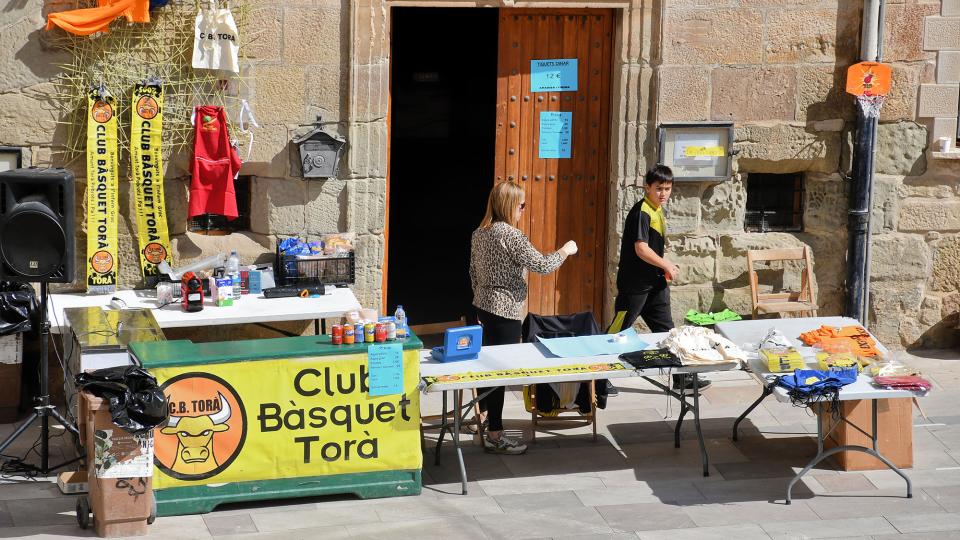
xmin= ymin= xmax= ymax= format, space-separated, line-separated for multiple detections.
xmin=619 ymin=348 xmax=682 ymax=370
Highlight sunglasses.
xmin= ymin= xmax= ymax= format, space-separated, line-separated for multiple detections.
xmin=519 ymin=202 xmax=526 ymax=211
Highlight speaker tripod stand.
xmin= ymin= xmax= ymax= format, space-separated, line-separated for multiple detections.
xmin=0 ymin=282 xmax=81 ymax=475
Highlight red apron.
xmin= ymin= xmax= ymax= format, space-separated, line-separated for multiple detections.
xmin=189 ymin=105 xmax=242 ymax=219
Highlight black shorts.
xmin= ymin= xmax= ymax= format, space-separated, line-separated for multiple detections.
xmin=614 ymin=284 xmax=673 ymax=333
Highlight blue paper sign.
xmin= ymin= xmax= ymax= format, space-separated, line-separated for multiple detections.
xmin=539 ymin=111 xmax=572 ymax=159
xmin=531 ymin=59 xmax=578 ymax=92
xmin=368 ymin=343 xmax=404 ymax=396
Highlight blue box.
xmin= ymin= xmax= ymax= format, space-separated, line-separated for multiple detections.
xmin=248 ymin=270 xmax=262 ymax=294
xmin=430 ymin=325 xmax=482 ymax=362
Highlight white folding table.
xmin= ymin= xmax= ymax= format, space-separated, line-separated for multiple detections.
xmin=420 ymin=335 xmax=740 ymax=494
xmin=715 ymin=316 xmax=923 ymax=503
xmin=48 ymin=286 xmax=362 ymax=335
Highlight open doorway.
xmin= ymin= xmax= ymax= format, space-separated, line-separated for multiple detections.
xmin=386 ymin=7 xmax=498 ymax=330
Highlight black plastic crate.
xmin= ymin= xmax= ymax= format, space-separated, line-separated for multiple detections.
xmin=275 ymin=245 xmax=355 ymax=287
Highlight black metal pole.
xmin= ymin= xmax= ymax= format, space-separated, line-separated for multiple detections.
xmin=39 ymin=282 xmax=50 ymax=472
xmin=845 ymin=107 xmax=877 ymax=322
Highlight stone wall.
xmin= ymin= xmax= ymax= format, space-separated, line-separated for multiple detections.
xmin=2 ymin=0 xmax=959 ymax=348
xmin=626 ymin=0 xmax=960 ymax=349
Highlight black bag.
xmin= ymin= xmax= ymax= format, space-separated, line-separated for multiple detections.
xmin=75 ymin=366 xmax=169 ymax=435
xmin=620 ymin=348 xmax=682 ymax=370
xmin=0 ymin=281 xmax=37 ymax=336
xmin=523 ymin=312 xmax=609 ymax=411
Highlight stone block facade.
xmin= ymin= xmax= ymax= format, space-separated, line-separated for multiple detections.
xmin=2 ymin=0 xmax=959 ymax=348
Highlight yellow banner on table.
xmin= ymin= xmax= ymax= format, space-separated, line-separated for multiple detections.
xmin=422 ymin=362 xmax=626 ymax=388
xmin=149 ymin=350 xmax=422 ymax=489
xmin=130 ymin=83 xmax=172 ymax=280
xmin=86 ymin=89 xmax=119 ymax=294
xmin=684 ymin=145 xmax=725 ymax=157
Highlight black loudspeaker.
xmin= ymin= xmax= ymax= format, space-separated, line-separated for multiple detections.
xmin=0 ymin=168 xmax=75 ymax=283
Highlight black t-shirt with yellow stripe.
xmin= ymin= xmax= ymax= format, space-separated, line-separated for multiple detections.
xmin=616 ymin=197 xmax=666 ymax=293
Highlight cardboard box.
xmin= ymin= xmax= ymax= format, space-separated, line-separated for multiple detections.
xmin=58 ymin=470 xmax=88 ymax=494
xmin=818 ymin=397 xmax=913 ymax=471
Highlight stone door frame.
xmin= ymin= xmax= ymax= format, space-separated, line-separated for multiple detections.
xmin=354 ymin=0 xmax=648 ymax=319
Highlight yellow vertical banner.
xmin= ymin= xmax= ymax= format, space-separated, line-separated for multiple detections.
xmin=86 ymin=88 xmax=119 ymax=294
xmin=130 ymin=83 xmax=173 ymax=280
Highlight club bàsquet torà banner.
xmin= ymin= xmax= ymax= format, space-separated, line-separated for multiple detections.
xmin=149 ymin=350 xmax=422 ymax=489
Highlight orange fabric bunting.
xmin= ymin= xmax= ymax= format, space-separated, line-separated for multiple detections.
xmin=46 ymin=0 xmax=150 ymax=36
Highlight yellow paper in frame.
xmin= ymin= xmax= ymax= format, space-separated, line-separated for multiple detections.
xmin=85 ymin=88 xmax=119 ymax=294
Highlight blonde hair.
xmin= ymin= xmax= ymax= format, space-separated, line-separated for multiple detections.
xmin=479 ymin=181 xmax=524 ymax=229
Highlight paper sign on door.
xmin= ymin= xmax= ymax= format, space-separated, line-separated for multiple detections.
xmin=539 ymin=111 xmax=572 ymax=159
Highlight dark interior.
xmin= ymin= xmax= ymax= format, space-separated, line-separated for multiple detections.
xmin=387 ymin=7 xmax=498 ymax=327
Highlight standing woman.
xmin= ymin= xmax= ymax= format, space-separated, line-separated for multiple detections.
xmin=469 ymin=181 xmax=578 ymax=455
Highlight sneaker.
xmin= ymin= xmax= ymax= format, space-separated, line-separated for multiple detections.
xmin=484 ymin=435 xmax=528 ymax=455
xmin=605 ymin=380 xmax=619 ymax=397
xmin=672 ymin=375 xmax=712 ymax=394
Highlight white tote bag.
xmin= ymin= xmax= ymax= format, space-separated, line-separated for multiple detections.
xmin=192 ymin=6 xmax=240 ymax=73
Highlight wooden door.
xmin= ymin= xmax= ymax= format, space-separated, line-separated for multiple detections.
xmin=494 ymin=9 xmax=613 ymax=320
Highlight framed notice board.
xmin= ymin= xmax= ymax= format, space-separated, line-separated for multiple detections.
xmin=657 ymin=122 xmax=734 ymax=181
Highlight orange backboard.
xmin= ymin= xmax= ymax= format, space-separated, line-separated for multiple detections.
xmin=846 ymin=62 xmax=892 ymax=97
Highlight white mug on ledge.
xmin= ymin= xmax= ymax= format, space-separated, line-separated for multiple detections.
xmin=937 ymin=136 xmax=952 ymax=153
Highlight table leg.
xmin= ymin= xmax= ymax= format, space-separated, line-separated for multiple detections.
xmin=453 ymin=390 xmax=469 ymax=495
xmin=674 ymin=401 xmax=688 ymax=449
xmin=642 ymin=375 xmax=710 ymax=476
xmin=733 ymin=383 xmax=775 ymax=442
xmin=315 ymin=319 xmax=321 ymax=336
xmin=786 ymin=399 xmax=912 ymax=504
xmin=434 ymin=391 xmax=449 ymax=466
xmin=692 ymin=374 xmax=709 ymax=477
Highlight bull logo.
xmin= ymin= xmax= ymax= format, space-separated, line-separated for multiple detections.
xmin=155 ymin=373 xmax=246 ymax=481
xmin=161 ymin=392 xmax=232 ymax=475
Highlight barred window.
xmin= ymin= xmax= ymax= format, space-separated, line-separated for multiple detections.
xmin=744 ymin=173 xmax=804 ymax=233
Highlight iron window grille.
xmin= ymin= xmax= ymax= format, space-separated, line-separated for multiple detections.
xmin=189 ymin=175 xmax=252 ymax=234
xmin=744 ymin=173 xmax=804 ymax=233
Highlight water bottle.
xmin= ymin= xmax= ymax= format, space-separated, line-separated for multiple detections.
xmin=394 ymin=305 xmax=407 ymax=339
xmin=226 ymin=251 xmax=241 ymax=300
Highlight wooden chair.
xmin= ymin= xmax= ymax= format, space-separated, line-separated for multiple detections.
xmin=747 ymin=247 xmax=819 ymax=318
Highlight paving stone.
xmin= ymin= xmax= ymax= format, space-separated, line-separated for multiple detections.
xmin=374 ymin=495 xmax=503 ymax=521
xmin=887 ymin=512 xmax=960 ymax=534
xmin=215 ymin=526 xmax=352 ymax=540
xmin=596 ymin=502 xmax=695 ymax=532
xmin=479 ymin=474 xmax=606 ymax=496
xmin=874 ymin=532 xmax=960 ymax=540
xmin=479 ymin=507 xmax=612 ymax=539
xmin=346 ymin=516 xmax=488 ymax=540
xmin=809 ymin=472 xmax=878 ymax=493
xmin=635 ymin=523 xmax=770 ymax=540
xmin=552 ymin=534 xmax=642 ymax=540
xmin=202 ymin=512 xmax=258 ymax=535
xmin=250 ymin=505 xmax=378 ymax=532
xmin=761 ymin=516 xmax=899 ymax=538
xmin=6 ymin=496 xmax=77 ymax=527
xmin=494 ymin=490 xmax=584 ymax=513
xmin=804 ymin=489 xmax=944 ymax=519
xmin=681 ymin=499 xmax=820 ymax=527
xmin=575 ymin=483 xmax=706 ymax=506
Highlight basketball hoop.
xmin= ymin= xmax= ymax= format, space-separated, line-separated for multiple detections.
xmin=846 ymin=62 xmax=892 ymax=119
xmin=856 ymin=94 xmax=886 ymax=119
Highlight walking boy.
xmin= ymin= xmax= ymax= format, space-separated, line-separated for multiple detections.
xmin=614 ymin=165 xmax=710 ymax=392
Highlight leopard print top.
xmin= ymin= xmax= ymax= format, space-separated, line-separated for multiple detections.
xmin=470 ymin=221 xmax=567 ymax=321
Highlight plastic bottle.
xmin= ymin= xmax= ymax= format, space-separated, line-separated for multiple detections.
xmin=226 ymin=251 xmax=241 ymax=300
xmin=394 ymin=305 xmax=407 ymax=339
